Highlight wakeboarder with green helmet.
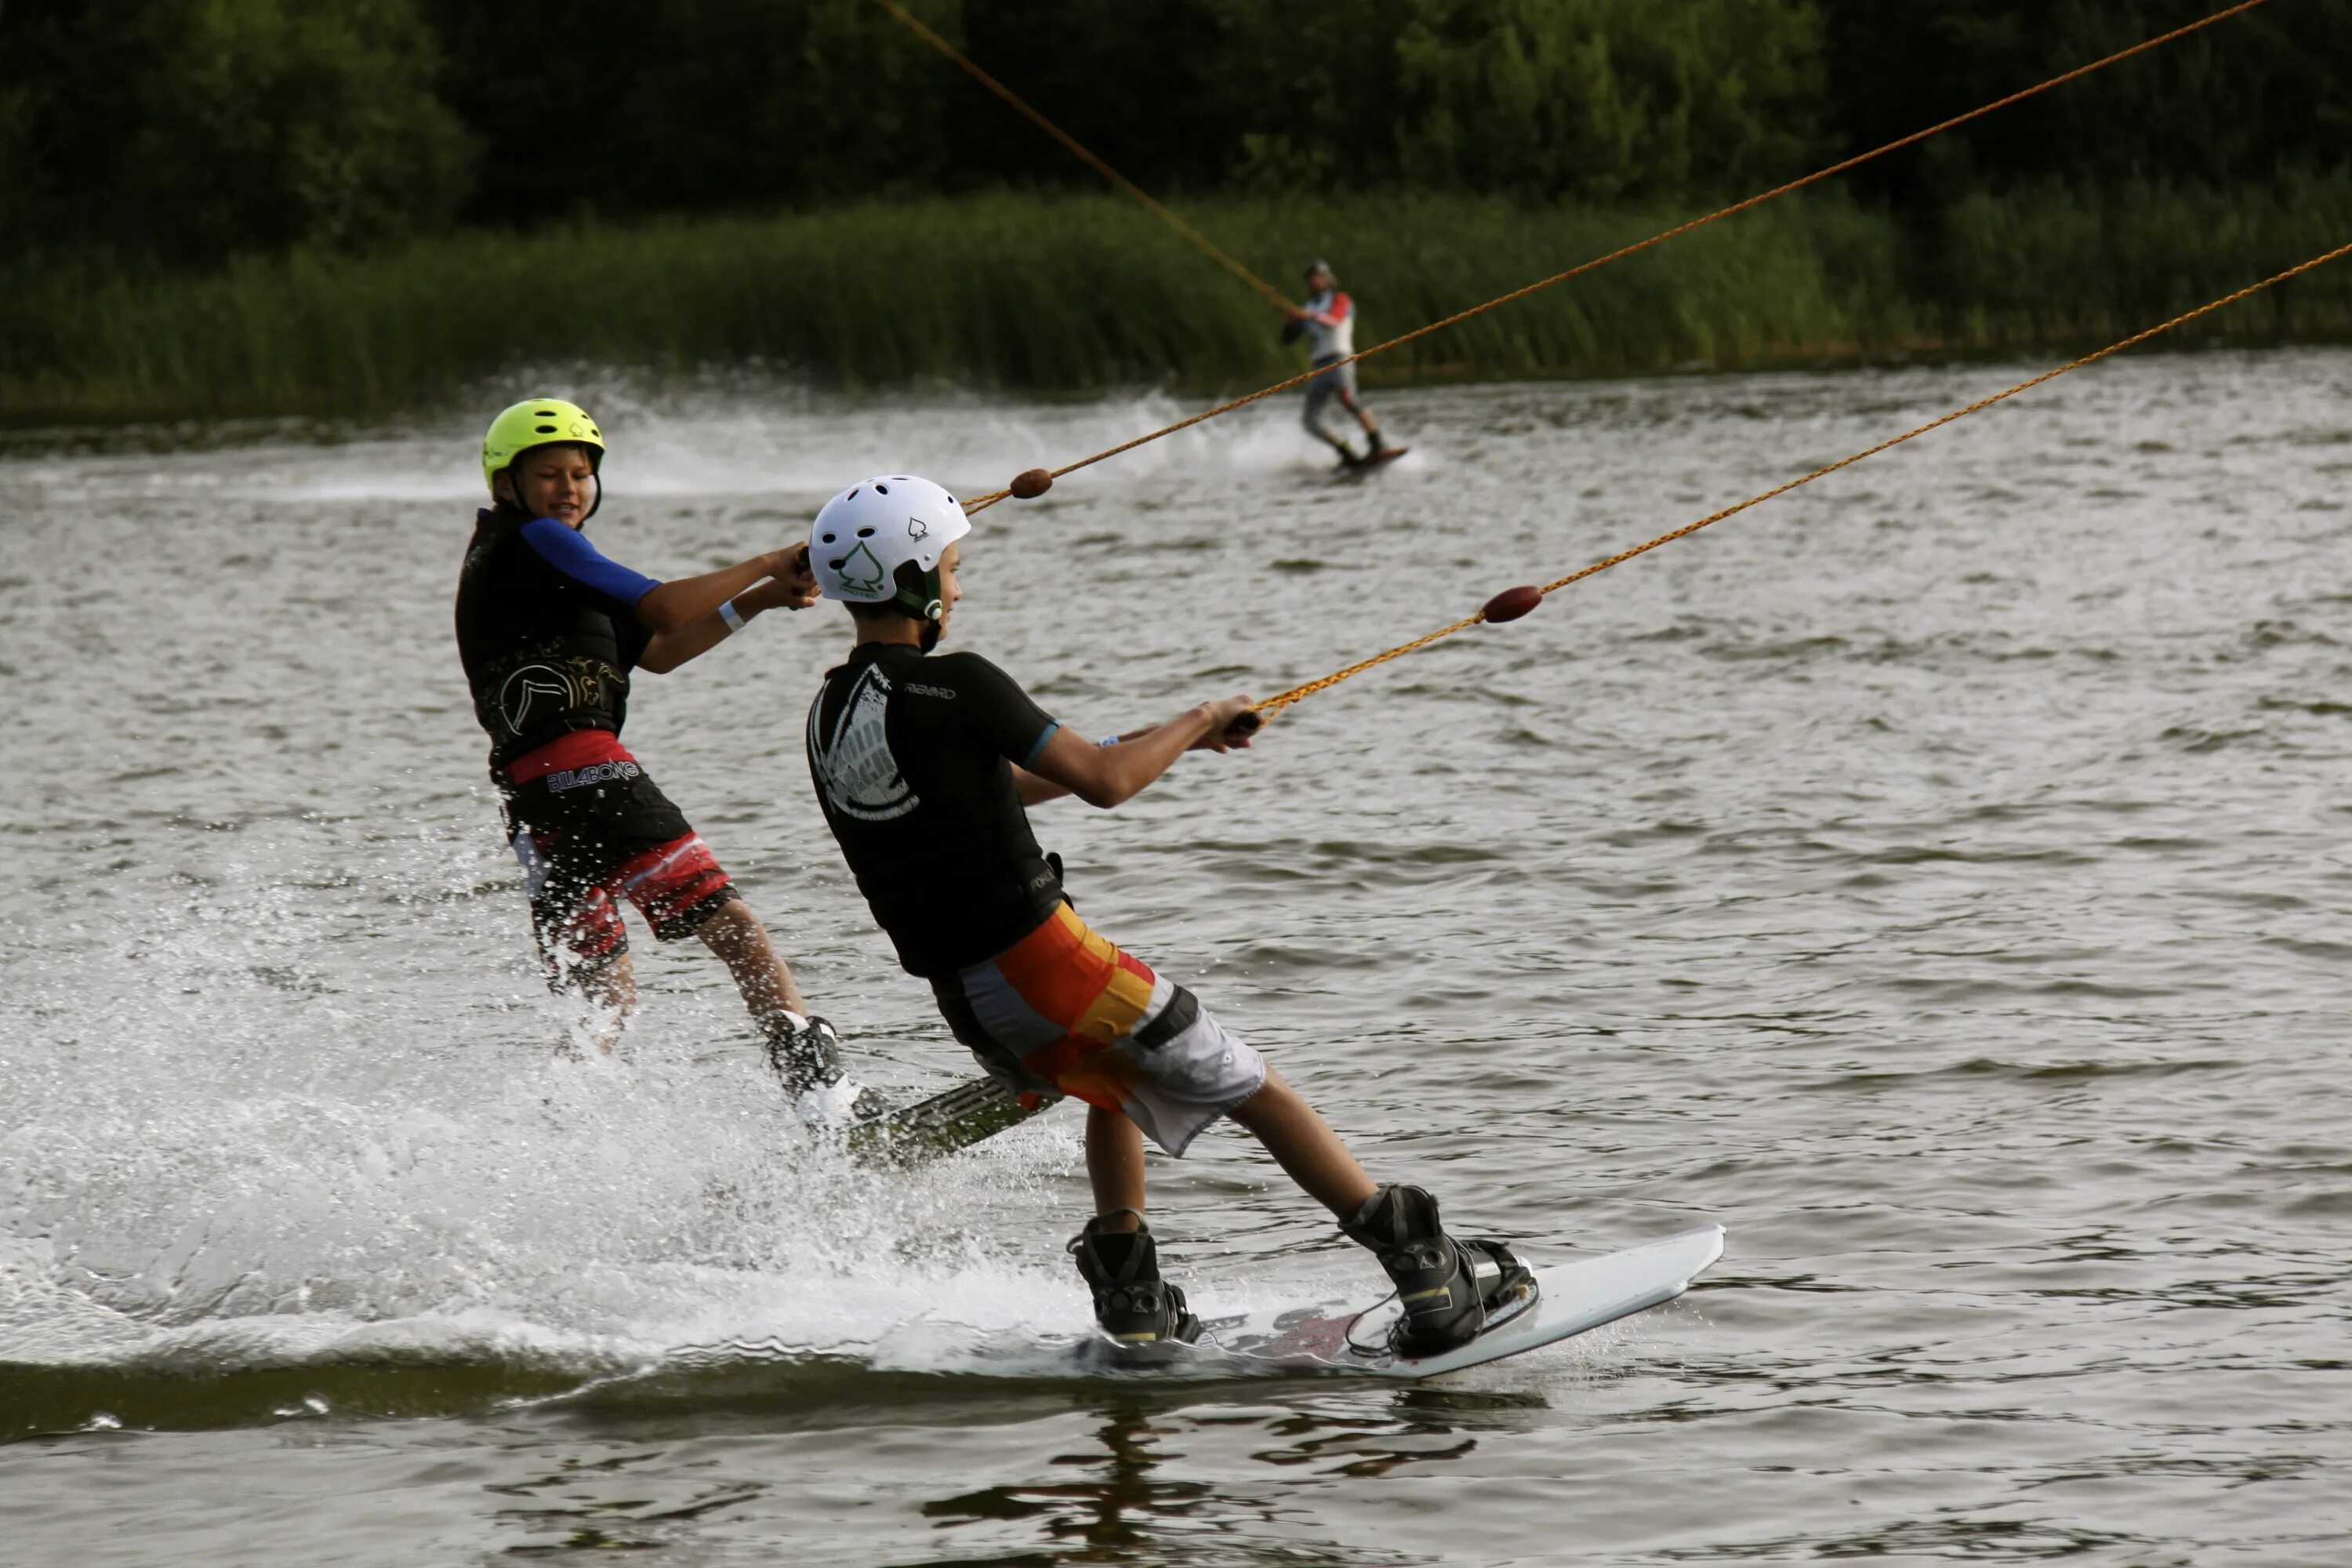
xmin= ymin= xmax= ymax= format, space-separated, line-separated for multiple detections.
xmin=455 ymin=397 xmax=869 ymax=1116
xmin=801 ymin=475 xmax=1530 ymax=1353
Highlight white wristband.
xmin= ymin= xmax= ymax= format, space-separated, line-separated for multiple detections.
xmin=717 ymin=600 xmax=746 ymax=633
xmin=1098 ymin=734 xmax=1121 ymax=747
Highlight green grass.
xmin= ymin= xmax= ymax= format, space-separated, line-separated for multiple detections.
xmin=4 ymin=180 xmax=2349 ymax=423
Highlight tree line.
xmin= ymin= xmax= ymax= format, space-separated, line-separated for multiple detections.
xmin=2 ymin=0 xmax=2343 ymax=270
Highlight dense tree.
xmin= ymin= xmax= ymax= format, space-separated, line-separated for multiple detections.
xmin=1819 ymin=0 xmax=2350 ymax=207
xmin=1390 ymin=0 xmax=1825 ymax=199
xmin=420 ymin=0 xmax=967 ymax=220
xmin=0 ymin=0 xmax=472 ymax=264
xmin=5 ymin=0 xmax=2346 ymax=269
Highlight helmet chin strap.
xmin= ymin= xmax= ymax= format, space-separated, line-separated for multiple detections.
xmin=891 ymin=561 xmax=945 ymax=648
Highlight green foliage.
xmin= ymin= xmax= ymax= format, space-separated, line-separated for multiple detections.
xmin=4 ymin=0 xmax=2349 ymax=422
xmin=0 ymin=0 xmax=472 ymax=264
xmin=8 ymin=182 xmax=2347 ymax=423
xmin=1934 ymin=172 xmax=2352 ymax=345
xmin=1392 ymin=0 xmax=1825 ymax=200
xmin=1819 ymin=0 xmax=2352 ymax=207
xmin=422 ymin=0 xmax=966 ymax=219
xmin=14 ymin=0 xmax=2352 ymax=269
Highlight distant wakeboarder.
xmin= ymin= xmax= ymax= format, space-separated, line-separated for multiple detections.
xmin=1283 ymin=260 xmax=1404 ymax=470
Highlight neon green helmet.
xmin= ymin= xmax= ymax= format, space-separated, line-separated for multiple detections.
xmin=481 ymin=397 xmax=605 ymax=501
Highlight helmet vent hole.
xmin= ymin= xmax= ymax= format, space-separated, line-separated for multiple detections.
xmin=876 ymin=482 xmax=890 ymax=494
xmin=821 ymin=532 xmax=836 ymax=543
xmin=847 ymin=488 xmax=861 ymax=500
xmin=857 ymin=526 xmax=875 ymax=537
xmin=828 ymin=557 xmax=847 ymax=570
xmin=533 ymin=424 xmax=557 ymax=434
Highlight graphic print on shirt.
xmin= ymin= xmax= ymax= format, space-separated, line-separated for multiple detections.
xmin=495 ymin=656 xmax=608 ymax=737
xmin=808 ymin=662 xmax=918 ymax=821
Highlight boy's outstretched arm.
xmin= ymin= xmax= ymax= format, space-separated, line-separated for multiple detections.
xmin=637 ymin=543 xmax=813 ymax=635
xmin=1018 ymin=696 xmax=1256 ymax=808
xmin=637 ymin=545 xmax=818 ymax=673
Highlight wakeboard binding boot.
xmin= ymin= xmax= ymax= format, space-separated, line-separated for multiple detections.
xmin=1069 ymin=1210 xmax=1201 ymax=1348
xmin=1343 ymin=1184 xmax=1535 ymax=1356
xmin=764 ymin=1013 xmax=887 ymax=1125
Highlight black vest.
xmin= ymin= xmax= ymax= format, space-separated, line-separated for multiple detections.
xmin=454 ymin=509 xmax=651 ymax=771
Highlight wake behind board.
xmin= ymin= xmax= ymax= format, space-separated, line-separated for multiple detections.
xmin=1081 ymin=1225 xmax=1725 ymax=1381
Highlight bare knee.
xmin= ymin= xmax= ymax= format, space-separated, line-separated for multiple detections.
xmin=1229 ymin=1065 xmax=1298 ymax=1125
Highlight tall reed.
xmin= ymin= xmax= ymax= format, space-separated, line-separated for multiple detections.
xmin=3 ymin=181 xmax=2346 ymax=423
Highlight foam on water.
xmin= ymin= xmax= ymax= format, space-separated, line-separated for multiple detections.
xmin=0 ymin=376 xmax=1356 ymax=513
xmin=0 ymin=796 xmax=1370 ymax=1435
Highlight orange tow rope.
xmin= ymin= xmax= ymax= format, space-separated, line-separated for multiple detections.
xmin=955 ymin=0 xmax=2274 ymax=515
xmin=1246 ymin=238 xmax=2352 ymax=723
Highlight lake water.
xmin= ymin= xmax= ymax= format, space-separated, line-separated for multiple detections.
xmin=4 ymin=349 xmax=2350 ymax=1565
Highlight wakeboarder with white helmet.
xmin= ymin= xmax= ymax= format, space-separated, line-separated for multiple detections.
xmin=455 ymin=397 xmax=870 ymax=1117
xmin=801 ymin=475 xmax=1530 ymax=1352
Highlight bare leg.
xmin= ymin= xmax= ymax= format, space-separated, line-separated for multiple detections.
xmin=1304 ymin=379 xmax=1364 ymax=463
xmin=1304 ymin=416 xmax=1355 ymax=460
xmin=1225 ymin=1067 xmax=1378 ymax=1218
xmin=1086 ymin=1105 xmax=1147 ymax=1229
xmin=695 ymin=898 xmax=809 ymax=1025
xmin=576 ymin=951 xmax=637 ymax=1054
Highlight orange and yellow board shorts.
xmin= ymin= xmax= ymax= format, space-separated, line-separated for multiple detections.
xmin=930 ymin=904 xmax=1268 ymax=1156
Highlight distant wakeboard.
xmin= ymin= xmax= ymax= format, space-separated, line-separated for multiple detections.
xmin=1334 ymin=445 xmax=1409 ymax=481
xmin=1080 ymin=1225 xmax=1724 ymax=1380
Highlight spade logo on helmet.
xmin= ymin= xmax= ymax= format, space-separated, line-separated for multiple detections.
xmin=908 ymin=517 xmax=929 ymax=540
xmin=835 ymin=541 xmax=887 ymax=596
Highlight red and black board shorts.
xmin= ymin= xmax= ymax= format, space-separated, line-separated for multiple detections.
xmin=495 ymin=731 xmax=739 ymax=985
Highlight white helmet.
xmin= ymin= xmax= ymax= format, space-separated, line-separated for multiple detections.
xmin=809 ymin=474 xmax=971 ymax=621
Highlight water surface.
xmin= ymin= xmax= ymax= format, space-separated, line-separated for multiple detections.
xmin=4 ymin=351 xmax=2350 ymax=1564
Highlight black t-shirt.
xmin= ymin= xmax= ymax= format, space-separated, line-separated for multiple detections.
xmin=805 ymin=643 xmax=1065 ymax=976
xmin=454 ymin=508 xmax=659 ymax=771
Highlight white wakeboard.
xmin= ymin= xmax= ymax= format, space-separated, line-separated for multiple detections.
xmin=1143 ymin=1225 xmax=1724 ymax=1380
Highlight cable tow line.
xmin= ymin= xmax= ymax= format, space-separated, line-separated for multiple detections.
xmin=952 ymin=0 xmax=2274 ymax=516
xmin=871 ymin=0 xmax=1293 ymax=312
xmin=1240 ymin=238 xmax=2352 ymax=726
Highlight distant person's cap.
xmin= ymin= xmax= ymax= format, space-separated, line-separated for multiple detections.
xmin=1303 ymin=259 xmax=1334 ymax=279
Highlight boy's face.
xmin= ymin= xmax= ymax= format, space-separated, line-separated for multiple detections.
xmin=499 ymin=444 xmax=599 ymax=526
xmin=934 ymin=542 xmax=963 ymax=633
xmin=1306 ymin=267 xmax=1333 ymax=293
